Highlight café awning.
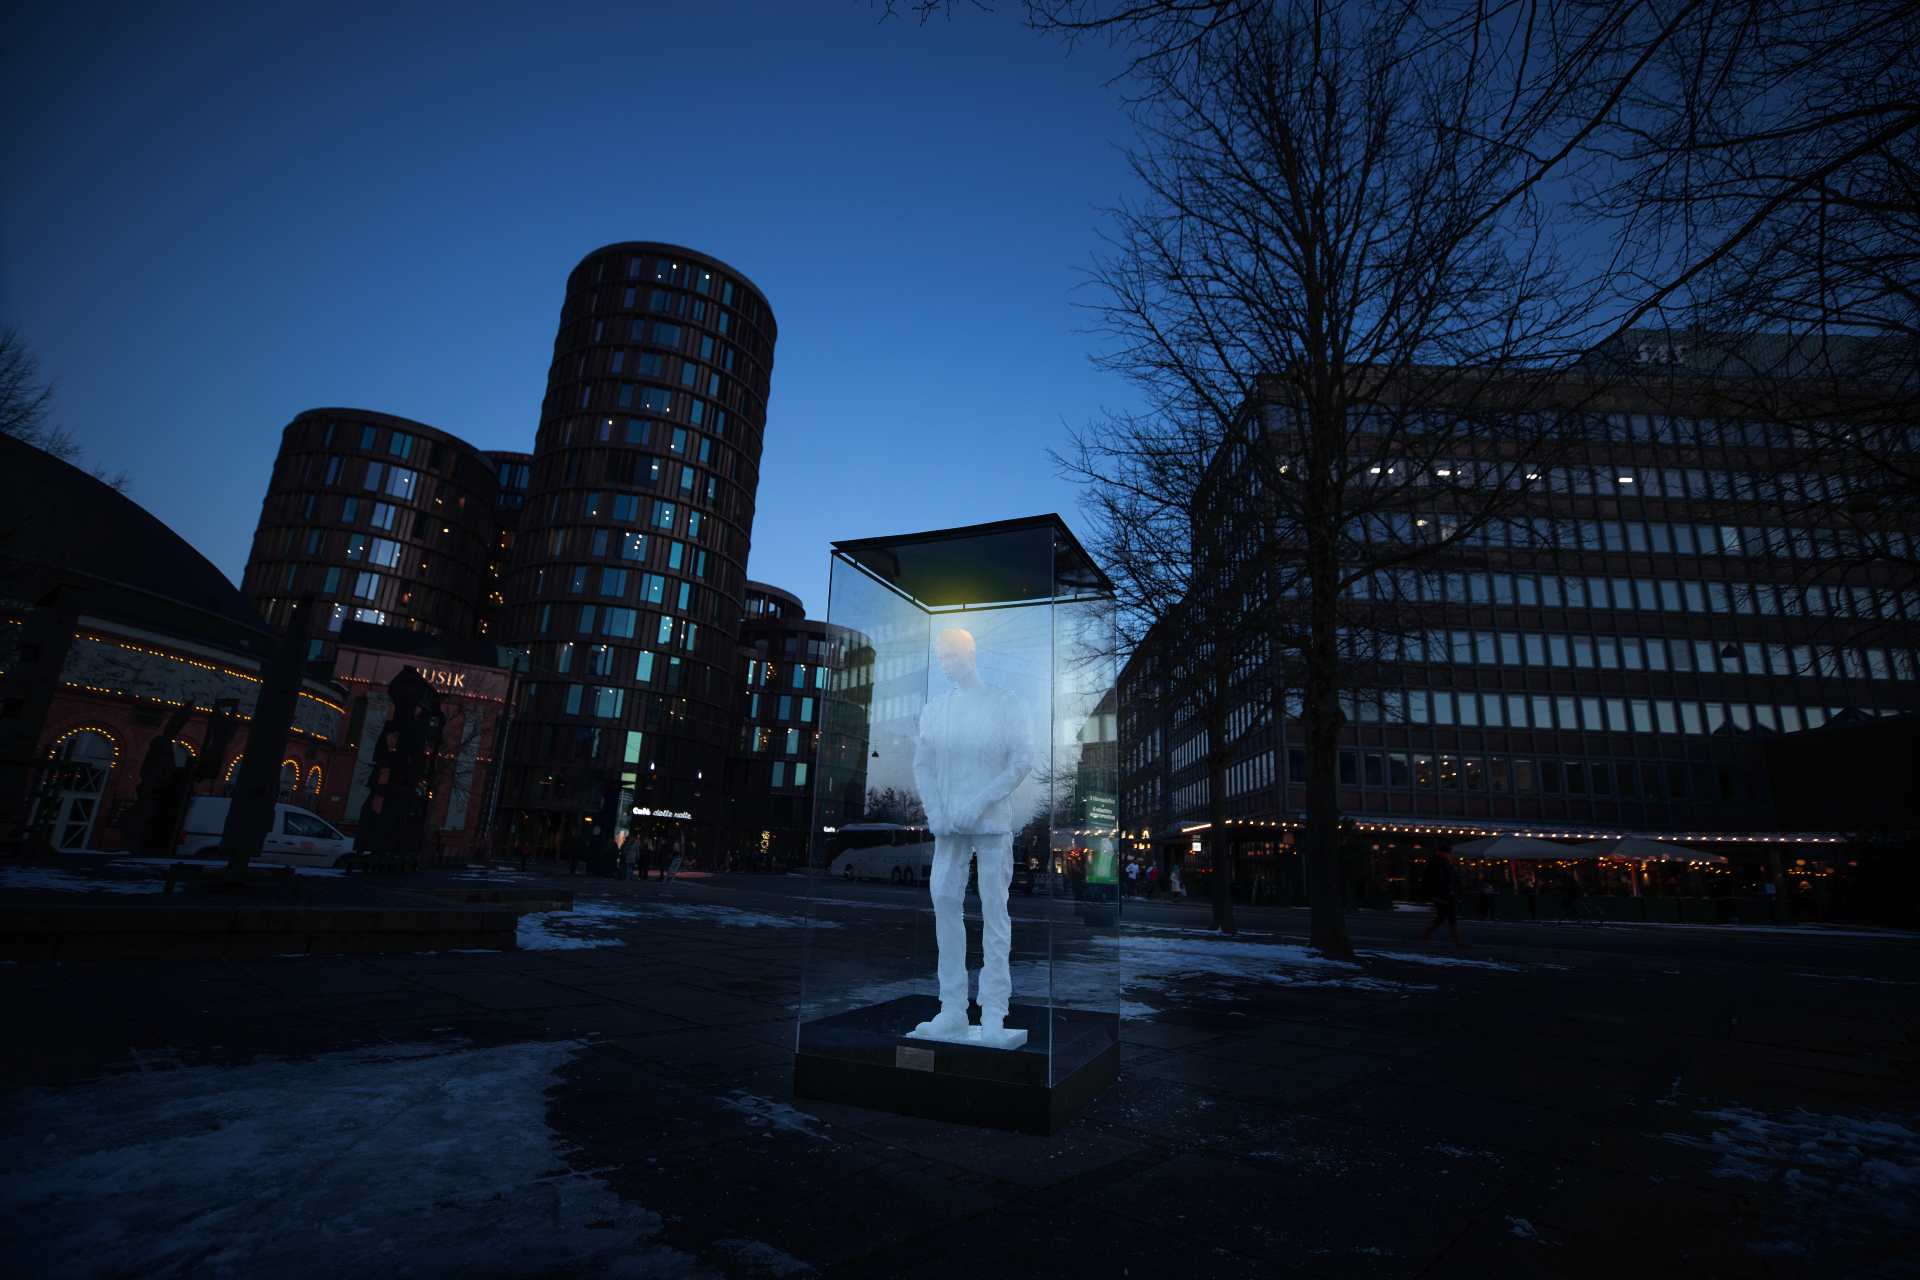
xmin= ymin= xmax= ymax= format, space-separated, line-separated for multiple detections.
xmin=1450 ymin=835 xmax=1591 ymax=860
xmin=1574 ymin=836 xmax=1728 ymax=865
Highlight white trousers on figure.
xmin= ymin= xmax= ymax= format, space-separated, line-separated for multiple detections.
xmin=930 ymin=832 xmax=1013 ymax=1018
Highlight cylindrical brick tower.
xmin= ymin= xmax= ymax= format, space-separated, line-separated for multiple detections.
xmin=242 ymin=409 xmax=498 ymax=659
xmin=498 ymin=243 xmax=777 ymax=860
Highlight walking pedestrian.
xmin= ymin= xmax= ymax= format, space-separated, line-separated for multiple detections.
xmin=514 ymin=839 xmax=530 ymax=873
xmin=1170 ymin=864 xmax=1184 ymax=900
xmin=1124 ymin=860 xmax=1140 ymax=897
xmin=1419 ymin=846 xmax=1465 ymax=948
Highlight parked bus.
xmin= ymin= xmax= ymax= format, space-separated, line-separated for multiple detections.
xmin=827 ymin=823 xmax=934 ymax=885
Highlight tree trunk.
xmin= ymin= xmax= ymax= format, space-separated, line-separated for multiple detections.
xmin=1205 ymin=725 xmax=1236 ymax=934
xmin=1302 ymin=430 xmax=1355 ymax=959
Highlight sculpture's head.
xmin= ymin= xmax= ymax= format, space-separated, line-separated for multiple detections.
xmin=934 ymin=627 xmax=977 ymax=683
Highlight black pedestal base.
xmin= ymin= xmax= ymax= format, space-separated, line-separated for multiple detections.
xmin=793 ymin=995 xmax=1118 ymax=1135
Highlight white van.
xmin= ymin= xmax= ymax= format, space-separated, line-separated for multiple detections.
xmin=176 ymin=796 xmax=355 ymax=868
xmin=827 ymin=823 xmax=935 ymax=885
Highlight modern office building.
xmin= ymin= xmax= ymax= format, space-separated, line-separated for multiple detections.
xmin=726 ymin=582 xmax=838 ymax=868
xmin=242 ymin=409 xmax=498 ymax=660
xmin=493 ymin=243 xmax=778 ymax=859
xmin=1119 ymin=334 xmax=1920 ymax=898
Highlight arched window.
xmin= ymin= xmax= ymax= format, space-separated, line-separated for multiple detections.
xmin=278 ymin=759 xmax=300 ymax=799
xmin=305 ymin=765 xmax=324 ymax=796
xmin=37 ymin=729 xmax=119 ymax=851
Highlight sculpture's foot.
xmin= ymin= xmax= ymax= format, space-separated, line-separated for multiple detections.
xmin=906 ymin=1007 xmax=972 ymax=1044
xmin=972 ymin=1015 xmax=1028 ymax=1051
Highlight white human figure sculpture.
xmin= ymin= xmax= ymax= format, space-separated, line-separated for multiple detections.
xmin=908 ymin=627 xmax=1035 ymax=1050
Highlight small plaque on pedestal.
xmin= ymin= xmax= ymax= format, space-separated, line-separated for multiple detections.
xmin=795 ymin=995 xmax=1115 ymax=1135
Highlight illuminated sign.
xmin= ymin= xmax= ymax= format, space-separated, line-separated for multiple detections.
xmin=630 ymin=807 xmax=693 ymax=821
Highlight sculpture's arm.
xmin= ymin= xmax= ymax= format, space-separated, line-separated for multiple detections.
xmin=911 ymin=701 xmax=948 ymax=834
xmin=956 ymin=695 xmax=1035 ymax=824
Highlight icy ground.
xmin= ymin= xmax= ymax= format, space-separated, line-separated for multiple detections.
xmin=0 ymin=867 xmax=163 ymax=895
xmin=517 ymin=900 xmax=637 ymax=950
xmin=0 ymin=1039 xmax=710 ymax=1279
xmin=831 ymin=927 xmax=1502 ymax=1021
xmin=518 ymin=898 xmax=840 ymax=951
xmin=1665 ymin=1100 xmax=1920 ymax=1258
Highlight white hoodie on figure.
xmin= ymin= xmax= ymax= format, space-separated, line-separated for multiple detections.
xmin=913 ymin=682 xmax=1035 ymax=836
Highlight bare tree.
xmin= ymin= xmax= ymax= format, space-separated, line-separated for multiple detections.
xmin=1 ymin=328 xmax=66 ymax=457
xmin=1571 ymin=0 xmax=1920 ymax=659
xmin=1057 ymin=1 xmax=1647 ymax=957
xmin=865 ymin=785 xmax=928 ymax=825
xmin=0 ymin=327 xmax=131 ymax=492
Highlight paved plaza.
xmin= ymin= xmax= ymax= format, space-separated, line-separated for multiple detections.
xmin=1 ymin=865 xmax=1916 ymax=1277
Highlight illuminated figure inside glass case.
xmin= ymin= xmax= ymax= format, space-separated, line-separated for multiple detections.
xmin=792 ymin=516 xmax=1120 ymax=1133
xmin=908 ymin=627 xmax=1036 ymax=1049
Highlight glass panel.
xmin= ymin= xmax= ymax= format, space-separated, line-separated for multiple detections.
xmin=795 ymin=519 xmax=1119 ymax=1110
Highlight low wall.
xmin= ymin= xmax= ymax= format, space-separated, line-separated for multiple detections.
xmin=0 ymin=903 xmax=518 ymax=961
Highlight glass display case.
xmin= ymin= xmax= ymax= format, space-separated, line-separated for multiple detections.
xmin=793 ymin=515 xmax=1120 ymax=1133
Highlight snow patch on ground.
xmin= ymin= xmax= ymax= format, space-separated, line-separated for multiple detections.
xmin=624 ymin=902 xmax=833 ymax=930
xmin=1607 ymin=921 xmax=1914 ymax=939
xmin=1507 ymin=1216 xmax=1546 ymax=1242
xmin=0 ymin=867 xmax=162 ymax=895
xmin=106 ymin=857 xmax=345 ymax=878
xmin=1103 ymin=934 xmax=1436 ymax=1001
xmin=517 ymin=901 xmax=637 ymax=950
xmin=0 ymin=1039 xmax=703 ymax=1278
xmin=1430 ymin=1143 xmax=1498 ymax=1160
xmin=714 ymin=1238 xmax=816 ymax=1275
xmin=829 ymin=924 xmax=1440 ymax=1023
xmin=1359 ymin=949 xmax=1519 ymax=971
xmin=720 ymin=1093 xmax=832 ymax=1141
xmin=1791 ymin=971 xmax=1919 ymax=986
xmin=1665 ymin=1101 xmax=1920 ymax=1254
xmin=520 ymin=898 xmax=835 ymax=949
xmin=802 ymin=896 xmax=921 ymax=913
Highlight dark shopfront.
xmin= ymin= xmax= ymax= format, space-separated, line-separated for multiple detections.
xmin=1156 ymin=819 xmax=1894 ymax=924
xmin=1173 ymin=825 xmax=1306 ymax=906
xmin=624 ymin=807 xmax=693 ymax=875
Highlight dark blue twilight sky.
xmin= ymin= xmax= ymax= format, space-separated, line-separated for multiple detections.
xmin=0 ymin=2 xmax=1142 ymax=615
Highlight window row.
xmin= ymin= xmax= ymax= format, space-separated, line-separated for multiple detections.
xmin=315 ymin=420 xmax=442 ymax=467
xmin=1315 ymin=688 xmax=1897 ymax=736
xmin=1325 ymin=747 xmax=1751 ymax=802
xmin=533 ymin=506 xmax=709 ymax=556
xmin=1355 ymin=512 xmax=1914 ymax=562
xmin=574 ymin=381 xmax=736 ymax=432
xmin=1348 ymin=568 xmax=1916 ymax=622
xmin=1295 ymin=402 xmax=1919 ymax=456
xmin=742 ymin=692 xmax=817 ymax=725
xmin=534 ymin=603 xmax=703 ymax=652
xmin=746 ymin=725 xmax=814 ymax=757
xmin=1359 ymin=627 xmax=1919 ymax=681
xmin=743 ymin=658 xmax=827 ymax=690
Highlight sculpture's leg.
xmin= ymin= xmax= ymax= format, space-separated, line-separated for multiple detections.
xmin=910 ymin=835 xmax=972 ymax=1040
xmin=976 ymin=833 xmax=1014 ymax=1022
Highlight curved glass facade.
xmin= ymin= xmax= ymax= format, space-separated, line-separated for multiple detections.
xmin=243 ymin=409 xmax=497 ymax=658
xmin=497 ymin=243 xmax=777 ymax=857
